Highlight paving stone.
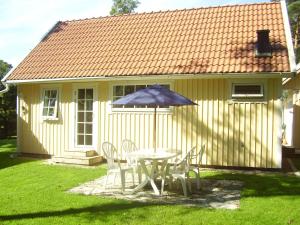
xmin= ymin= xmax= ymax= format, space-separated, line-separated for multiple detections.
xmin=69 ymin=174 xmax=243 ymax=209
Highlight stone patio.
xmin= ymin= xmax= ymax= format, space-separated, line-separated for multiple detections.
xmin=69 ymin=174 xmax=243 ymax=209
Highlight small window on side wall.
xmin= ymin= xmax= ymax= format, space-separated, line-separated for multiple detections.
xmin=232 ymin=84 xmax=264 ymax=99
xmin=42 ymin=89 xmax=58 ymax=119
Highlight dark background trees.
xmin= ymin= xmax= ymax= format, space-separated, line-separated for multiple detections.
xmin=0 ymin=60 xmax=16 ymax=138
xmin=110 ymin=0 xmax=140 ymax=15
xmin=287 ymin=0 xmax=300 ymax=63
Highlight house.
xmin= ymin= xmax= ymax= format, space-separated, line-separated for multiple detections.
xmin=2 ymin=1 xmax=297 ymax=168
xmin=283 ymin=63 xmax=300 ymax=149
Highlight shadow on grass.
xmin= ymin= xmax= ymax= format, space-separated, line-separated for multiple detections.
xmin=0 ymin=201 xmax=155 ymax=221
xmin=0 ymin=138 xmax=35 ymax=170
xmin=204 ymin=172 xmax=300 ymax=197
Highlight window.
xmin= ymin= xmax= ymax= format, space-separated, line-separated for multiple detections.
xmin=76 ymin=88 xmax=93 ymax=146
xmin=232 ymin=84 xmax=264 ymax=98
xmin=112 ymin=84 xmax=171 ymax=109
xmin=42 ymin=89 xmax=58 ymax=119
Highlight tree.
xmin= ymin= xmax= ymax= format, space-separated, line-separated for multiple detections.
xmin=0 ymin=60 xmax=16 ymax=138
xmin=110 ymin=0 xmax=140 ymax=15
xmin=287 ymin=0 xmax=300 ymax=63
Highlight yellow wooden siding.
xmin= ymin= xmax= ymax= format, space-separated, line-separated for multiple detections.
xmin=18 ymin=78 xmax=282 ymax=168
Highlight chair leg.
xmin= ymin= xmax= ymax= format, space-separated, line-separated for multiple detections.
xmin=187 ymin=173 xmax=192 ymax=193
xmin=195 ymin=168 xmax=200 ymax=190
xmin=105 ymin=173 xmax=110 ymax=190
xmin=120 ymin=171 xmax=126 ymax=193
xmin=179 ymin=176 xmax=188 ymax=197
xmin=113 ymin=173 xmax=117 ymax=186
xmin=137 ymin=166 xmax=142 ymax=184
xmin=131 ymin=170 xmax=135 ymax=185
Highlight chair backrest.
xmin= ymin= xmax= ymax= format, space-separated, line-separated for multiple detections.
xmin=188 ymin=145 xmax=206 ymax=165
xmin=121 ymin=139 xmax=137 ymax=154
xmin=102 ymin=142 xmax=120 ymax=170
xmin=122 ymin=139 xmax=138 ymax=165
xmin=198 ymin=144 xmax=205 ymax=164
xmin=173 ymin=148 xmax=193 ymax=173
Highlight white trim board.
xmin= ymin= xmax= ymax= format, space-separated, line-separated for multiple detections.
xmin=4 ymin=72 xmax=293 ymax=84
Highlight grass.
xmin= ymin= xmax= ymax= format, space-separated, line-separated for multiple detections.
xmin=0 ymin=139 xmax=300 ymax=225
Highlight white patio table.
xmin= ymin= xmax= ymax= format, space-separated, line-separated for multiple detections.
xmin=127 ymin=149 xmax=178 ymax=195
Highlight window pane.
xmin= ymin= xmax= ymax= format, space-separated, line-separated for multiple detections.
xmin=125 ymin=85 xmax=135 ymax=95
xmin=113 ymin=86 xmax=123 ymax=96
xmin=78 ymin=100 xmax=84 ymax=111
xmin=124 ymin=105 xmax=134 ymax=108
xmin=86 ymin=100 xmax=93 ymax=111
xmin=78 ymin=112 xmax=84 ymax=122
xmin=85 ymin=135 xmax=92 ymax=145
xmin=86 ymin=89 xmax=93 ymax=99
xmin=78 ymin=89 xmax=85 ymax=99
xmin=112 ymin=97 xmax=122 ymax=108
xmin=43 ymin=99 xmax=49 ymax=107
xmin=77 ymin=135 xmax=84 ymax=145
xmin=45 ymin=90 xmax=50 ymax=98
xmin=85 ymin=123 xmax=93 ymax=134
xmin=77 ymin=123 xmax=84 ymax=133
xmin=86 ymin=112 xmax=93 ymax=122
xmin=48 ymin=108 xmax=55 ymax=116
xmin=50 ymin=90 xmax=57 ymax=98
xmin=136 ymin=85 xmax=146 ymax=91
xmin=234 ymin=85 xmax=262 ymax=95
xmin=49 ymin=98 xmax=56 ymax=107
xmin=42 ymin=108 xmax=48 ymax=116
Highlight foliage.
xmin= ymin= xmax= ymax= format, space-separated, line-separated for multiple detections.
xmin=287 ymin=0 xmax=300 ymax=62
xmin=0 ymin=60 xmax=16 ymax=138
xmin=110 ymin=0 xmax=140 ymax=15
xmin=0 ymin=60 xmax=11 ymax=90
xmin=0 ymin=139 xmax=300 ymax=225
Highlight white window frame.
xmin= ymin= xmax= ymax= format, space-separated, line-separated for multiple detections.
xmin=71 ymin=83 xmax=98 ymax=150
xmin=108 ymin=80 xmax=174 ymax=113
xmin=231 ymin=83 xmax=264 ymax=99
xmin=41 ymin=87 xmax=59 ymax=120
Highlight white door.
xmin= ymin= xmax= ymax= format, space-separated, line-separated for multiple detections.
xmin=75 ymin=88 xmax=94 ymax=147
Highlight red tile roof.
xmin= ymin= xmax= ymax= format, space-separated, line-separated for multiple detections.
xmin=7 ymin=2 xmax=291 ymax=81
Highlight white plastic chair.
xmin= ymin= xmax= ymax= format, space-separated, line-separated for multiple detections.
xmin=121 ymin=139 xmax=142 ymax=183
xmin=102 ymin=142 xmax=135 ymax=192
xmin=167 ymin=147 xmax=195 ymax=197
xmin=189 ymin=145 xmax=205 ymax=190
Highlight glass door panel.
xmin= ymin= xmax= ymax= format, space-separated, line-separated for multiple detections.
xmin=76 ymin=88 xmax=93 ymax=146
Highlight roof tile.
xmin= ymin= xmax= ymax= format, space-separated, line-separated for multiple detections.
xmin=7 ymin=2 xmax=290 ymax=81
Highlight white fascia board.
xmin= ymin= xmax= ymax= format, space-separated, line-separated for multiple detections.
xmin=5 ymin=72 xmax=293 ymax=84
xmin=281 ymin=0 xmax=297 ymax=72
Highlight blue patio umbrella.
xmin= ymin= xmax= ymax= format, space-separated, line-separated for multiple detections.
xmin=112 ymin=84 xmax=197 ymax=151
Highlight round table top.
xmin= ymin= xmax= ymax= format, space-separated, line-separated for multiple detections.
xmin=127 ymin=148 xmax=178 ymax=160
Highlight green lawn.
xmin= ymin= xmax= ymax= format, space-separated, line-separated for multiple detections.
xmin=0 ymin=139 xmax=300 ymax=225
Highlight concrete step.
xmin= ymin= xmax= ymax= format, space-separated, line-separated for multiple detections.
xmin=52 ymin=155 xmax=103 ymax=166
xmin=63 ymin=150 xmax=98 ymax=157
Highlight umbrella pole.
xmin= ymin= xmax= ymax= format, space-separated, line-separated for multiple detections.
xmin=153 ymin=106 xmax=157 ymax=152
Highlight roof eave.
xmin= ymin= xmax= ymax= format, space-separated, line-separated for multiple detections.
xmin=5 ymin=72 xmax=293 ymax=84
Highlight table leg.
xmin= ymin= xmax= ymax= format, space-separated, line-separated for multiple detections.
xmin=160 ymin=160 xmax=168 ymax=194
xmin=149 ymin=160 xmax=160 ymax=195
xmin=131 ymin=160 xmax=149 ymax=193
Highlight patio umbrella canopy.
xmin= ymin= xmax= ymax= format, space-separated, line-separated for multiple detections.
xmin=112 ymin=84 xmax=197 ymax=151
